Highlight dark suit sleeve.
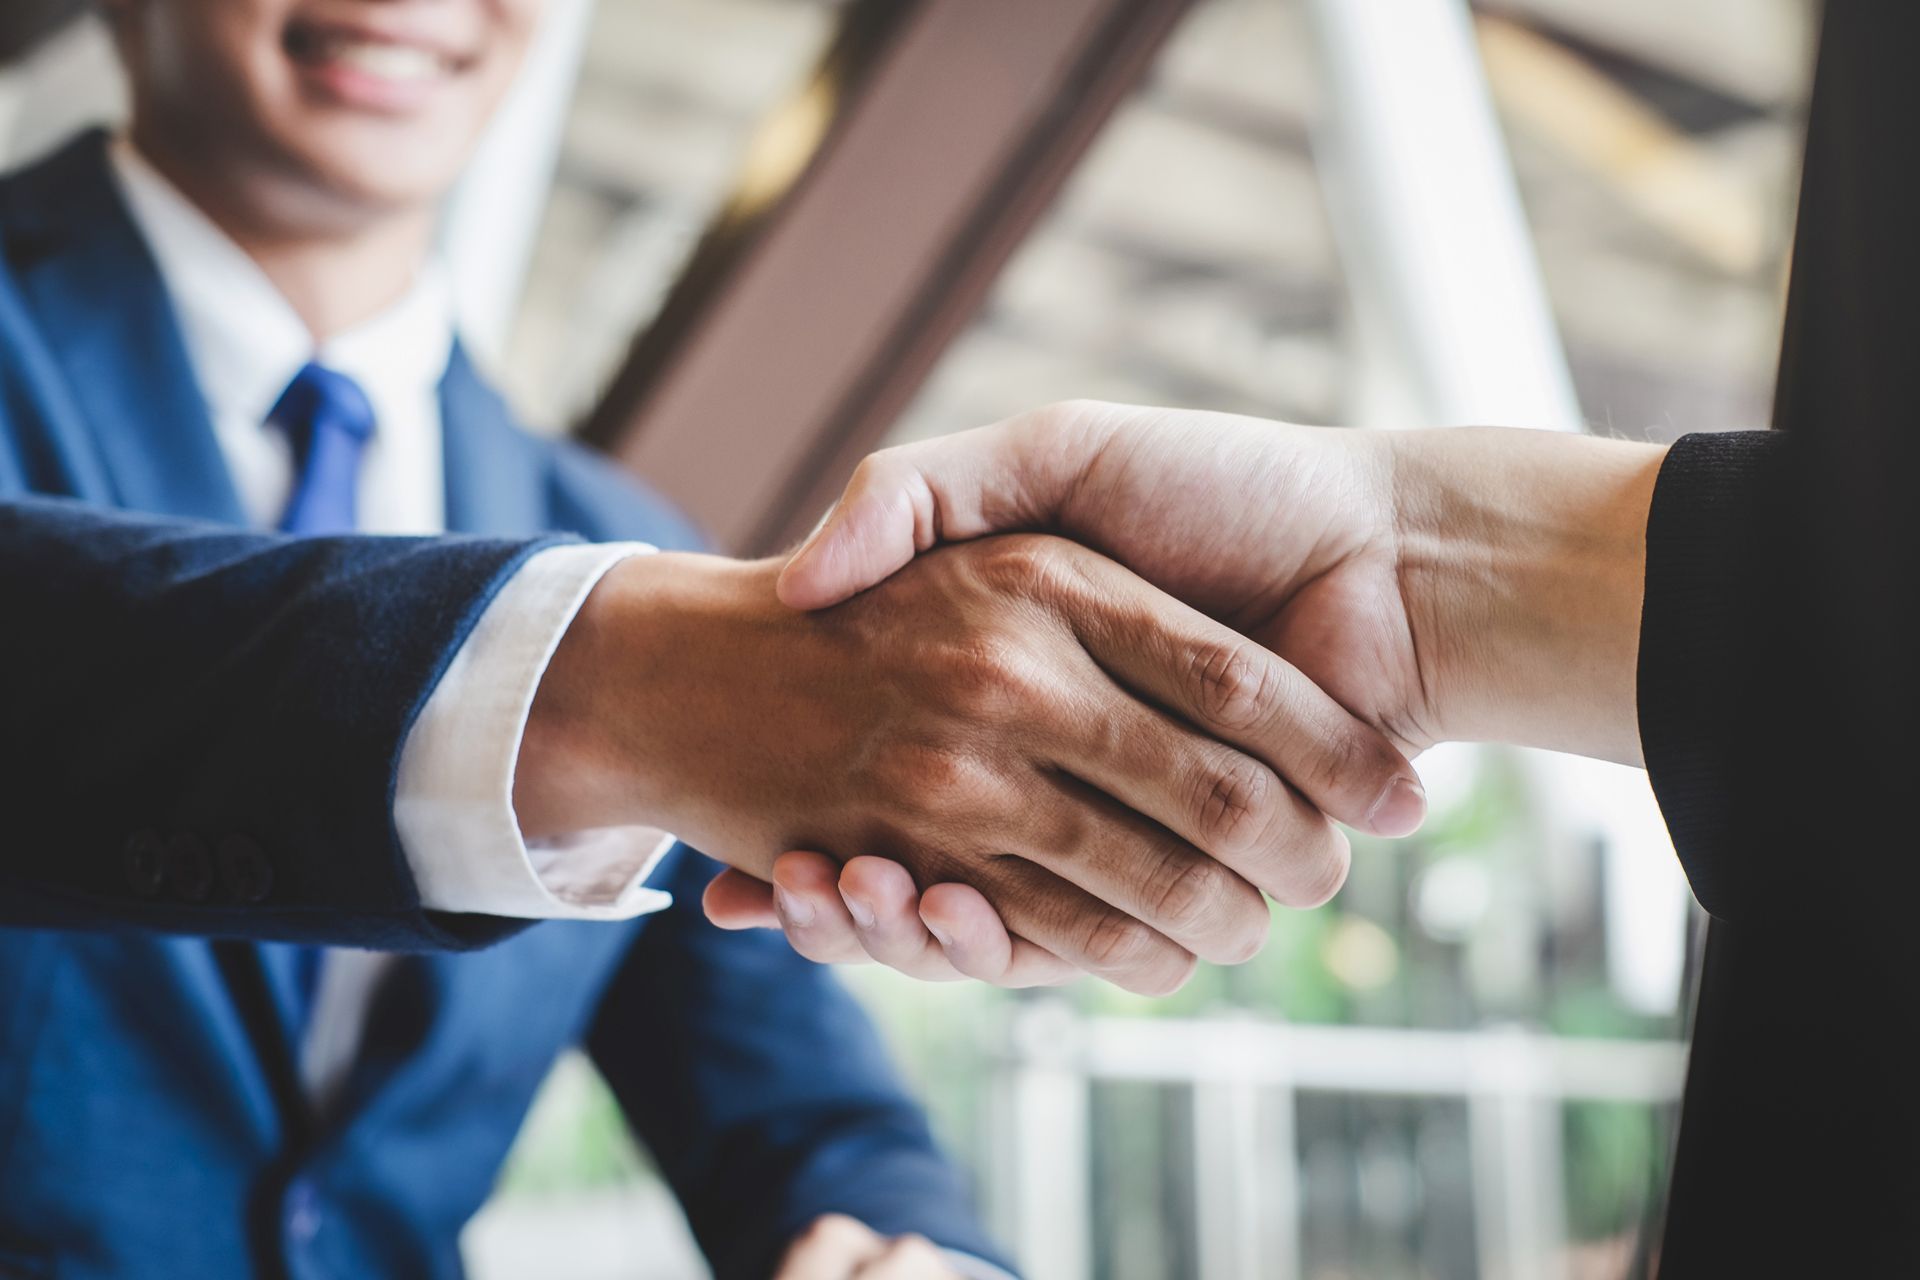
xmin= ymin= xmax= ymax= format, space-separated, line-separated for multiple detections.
xmin=0 ymin=494 xmax=563 ymax=949
xmin=1635 ymin=429 xmax=1797 ymax=922
xmin=1622 ymin=9 xmax=1920 ymax=1266
xmin=586 ymin=847 xmax=1015 ymax=1280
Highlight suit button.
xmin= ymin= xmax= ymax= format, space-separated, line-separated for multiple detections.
xmin=163 ymin=834 xmax=214 ymax=903
xmin=123 ymin=831 xmax=166 ymax=898
xmin=216 ymin=835 xmax=274 ymax=904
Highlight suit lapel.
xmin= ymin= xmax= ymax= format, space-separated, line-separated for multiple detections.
xmin=5 ymin=131 xmax=246 ymax=525
xmin=439 ymin=343 xmax=552 ymax=537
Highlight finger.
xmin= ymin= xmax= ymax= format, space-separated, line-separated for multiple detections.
xmin=770 ymin=852 xmax=873 ymax=966
xmin=778 ymin=1215 xmax=886 ymax=1280
xmin=1055 ymin=549 xmax=1426 ymax=836
xmin=973 ymin=857 xmax=1198 ymax=996
xmin=703 ymin=868 xmax=781 ymax=929
xmin=778 ymin=411 xmax=1097 ymax=610
xmin=854 ymin=1235 xmax=955 ymax=1279
xmin=778 ymin=449 xmax=932 ymax=611
xmin=1047 ymin=667 xmax=1357 ymax=911
xmin=1019 ymin=771 xmax=1275 ymax=962
xmin=1041 ymin=664 xmax=1346 ymax=913
xmin=919 ymin=883 xmax=1077 ymax=986
xmin=837 ymin=857 xmax=966 ymax=981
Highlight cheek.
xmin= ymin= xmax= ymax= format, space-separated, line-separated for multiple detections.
xmin=500 ymin=0 xmax=551 ymax=41
xmin=132 ymin=3 xmax=264 ymax=110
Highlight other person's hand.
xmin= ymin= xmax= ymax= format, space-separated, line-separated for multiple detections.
xmin=708 ymin=404 xmax=1664 ymax=979
xmin=518 ymin=532 xmax=1421 ymax=994
xmin=774 ymin=1215 xmax=966 ymax=1279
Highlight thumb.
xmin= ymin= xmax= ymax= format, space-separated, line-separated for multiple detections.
xmin=776 ymin=450 xmax=932 ymax=610
xmin=777 ymin=410 xmax=1093 ymax=610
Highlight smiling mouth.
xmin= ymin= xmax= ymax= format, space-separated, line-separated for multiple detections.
xmin=284 ymin=21 xmax=474 ymax=86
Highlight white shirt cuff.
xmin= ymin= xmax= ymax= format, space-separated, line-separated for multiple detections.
xmin=395 ymin=541 xmax=679 ymax=919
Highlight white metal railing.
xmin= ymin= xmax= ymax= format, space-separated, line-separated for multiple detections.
xmin=990 ymin=1004 xmax=1688 ymax=1280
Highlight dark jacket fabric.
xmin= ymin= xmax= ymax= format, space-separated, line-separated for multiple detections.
xmin=1637 ymin=4 xmax=1920 ymax=1271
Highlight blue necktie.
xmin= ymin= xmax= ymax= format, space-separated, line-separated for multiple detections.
xmin=271 ymin=362 xmax=376 ymax=536
xmin=265 ymin=362 xmax=376 ymax=1037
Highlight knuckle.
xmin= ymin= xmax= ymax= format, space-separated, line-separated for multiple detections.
xmin=805 ymin=1214 xmax=861 ymax=1242
xmin=975 ymin=534 xmax=1049 ymax=586
xmin=1298 ymin=718 xmax=1373 ymax=802
xmin=895 ymin=742 xmax=970 ymax=794
xmin=855 ymin=446 xmax=900 ymax=479
xmin=877 ymin=743 xmax=987 ymax=817
xmin=1151 ymin=852 xmax=1269 ymax=964
xmin=1148 ymin=852 xmax=1234 ymax=935
xmin=1287 ymin=711 xmax=1402 ymax=816
xmin=1069 ymin=705 xmax=1129 ymax=763
xmin=847 ymin=452 xmax=883 ymax=491
xmin=1081 ymin=911 xmax=1160 ymax=973
xmin=1027 ymin=398 xmax=1109 ymax=441
xmin=1187 ymin=639 xmax=1277 ymax=732
xmin=891 ymin=1234 xmax=939 ymax=1259
xmin=930 ymin=634 xmax=1043 ymax=719
xmin=1192 ymin=755 xmax=1279 ymax=853
xmin=972 ymin=533 xmax=1085 ymax=600
xmin=1040 ymin=806 xmax=1094 ymax=860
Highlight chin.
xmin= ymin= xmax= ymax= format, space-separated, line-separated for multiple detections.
xmin=280 ymin=119 xmax=479 ymax=211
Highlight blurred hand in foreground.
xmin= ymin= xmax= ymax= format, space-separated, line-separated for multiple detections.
xmin=775 ymin=1215 xmax=967 ymax=1279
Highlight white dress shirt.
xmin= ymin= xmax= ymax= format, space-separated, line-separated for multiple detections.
xmin=108 ymin=139 xmax=676 ymax=1095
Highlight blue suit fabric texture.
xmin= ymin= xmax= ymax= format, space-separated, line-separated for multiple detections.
xmin=0 ymin=130 xmax=1008 ymax=1280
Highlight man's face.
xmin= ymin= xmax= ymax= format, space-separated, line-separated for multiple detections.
xmin=111 ymin=0 xmax=544 ymax=220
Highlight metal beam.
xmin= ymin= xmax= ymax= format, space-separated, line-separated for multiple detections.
xmin=582 ymin=0 xmax=1199 ymax=554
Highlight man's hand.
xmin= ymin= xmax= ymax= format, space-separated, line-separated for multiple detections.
xmin=706 ymin=403 xmax=1664 ymax=979
xmin=517 ymin=532 xmax=1420 ymax=994
xmin=775 ymin=1216 xmax=966 ymax=1279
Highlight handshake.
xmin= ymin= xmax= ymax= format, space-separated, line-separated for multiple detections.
xmin=519 ymin=402 xmax=1662 ymax=994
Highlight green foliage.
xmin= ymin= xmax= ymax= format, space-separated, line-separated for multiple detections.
xmin=1563 ymin=1100 xmax=1667 ymax=1241
xmin=494 ymin=1055 xmax=653 ymax=1197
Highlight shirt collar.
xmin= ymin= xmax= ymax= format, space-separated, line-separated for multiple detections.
xmin=106 ymin=135 xmax=454 ymax=431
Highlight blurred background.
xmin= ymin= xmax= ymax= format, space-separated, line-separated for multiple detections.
xmin=1 ymin=0 xmax=1816 ymax=1276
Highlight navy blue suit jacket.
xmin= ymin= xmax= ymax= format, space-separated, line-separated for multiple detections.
xmin=0 ymin=132 xmax=1007 ymax=1280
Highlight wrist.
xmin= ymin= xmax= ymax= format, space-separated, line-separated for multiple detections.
xmin=1386 ymin=427 xmax=1665 ymax=764
xmin=516 ymin=552 xmax=778 ymax=840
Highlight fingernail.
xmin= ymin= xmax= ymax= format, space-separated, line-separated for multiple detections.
xmin=842 ymin=893 xmax=877 ymax=930
xmin=1367 ymin=776 xmax=1427 ymax=837
xmin=774 ymin=886 xmax=814 ymax=928
xmin=925 ymin=919 xmax=955 ymax=948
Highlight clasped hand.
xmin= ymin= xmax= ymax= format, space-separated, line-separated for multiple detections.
xmin=519 ymin=415 xmax=1424 ymax=994
xmin=702 ymin=401 xmax=1661 ymax=987
xmin=698 ymin=403 xmax=1427 ymax=987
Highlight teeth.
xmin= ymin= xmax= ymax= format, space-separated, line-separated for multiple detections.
xmin=326 ymin=39 xmax=447 ymax=83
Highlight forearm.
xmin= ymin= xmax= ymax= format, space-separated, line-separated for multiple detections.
xmin=1387 ymin=427 xmax=1665 ymax=765
xmin=514 ymin=551 xmax=790 ymax=855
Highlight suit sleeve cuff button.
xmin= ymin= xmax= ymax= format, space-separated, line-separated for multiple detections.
xmin=216 ymin=835 xmax=274 ymax=905
xmin=122 ymin=831 xmax=166 ymax=899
